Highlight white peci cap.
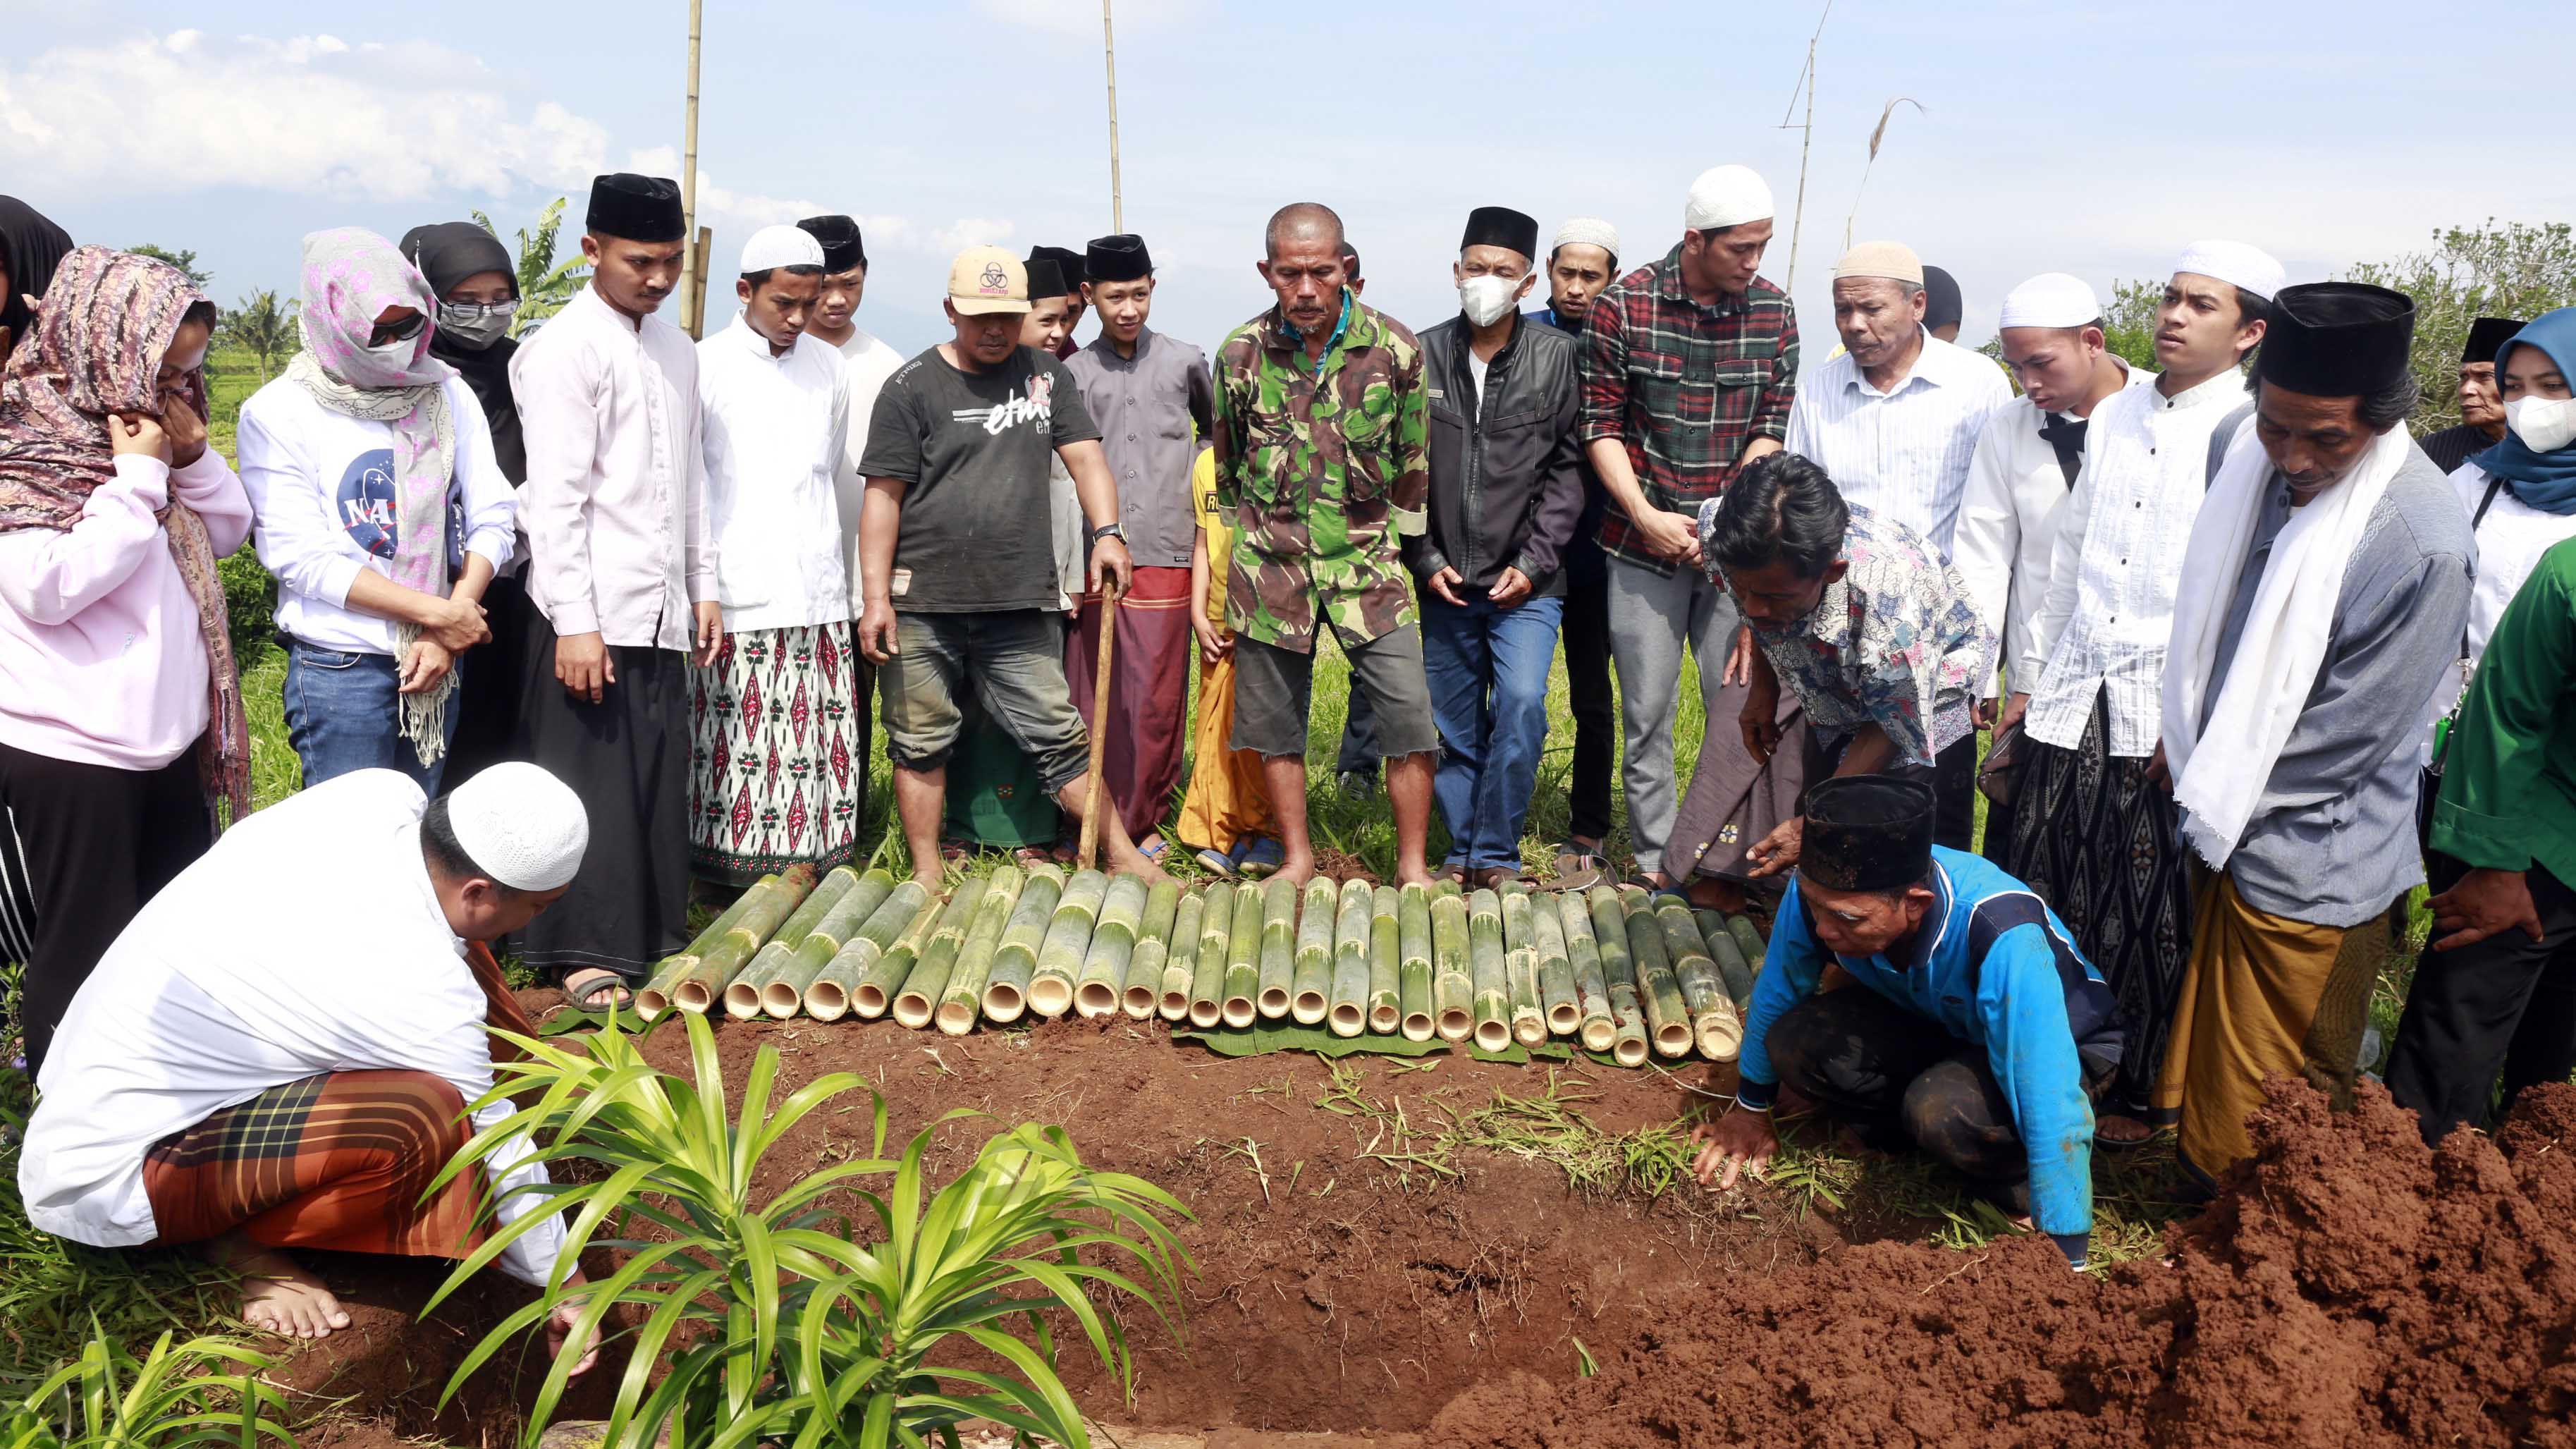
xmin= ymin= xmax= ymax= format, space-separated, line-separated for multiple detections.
xmin=445 ymin=762 xmax=588 ymax=892
xmin=1683 ymin=166 xmax=1774 ymax=231
xmin=1999 ymin=272 xmax=2104 ymax=329
xmin=739 ymin=224 xmax=825 ymax=276
xmin=2172 ymin=240 xmax=2285 ymax=302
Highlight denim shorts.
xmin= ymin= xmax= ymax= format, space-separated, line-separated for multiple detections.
xmin=878 ymin=610 xmax=1089 ymax=794
xmin=283 ymin=640 xmax=460 ymax=794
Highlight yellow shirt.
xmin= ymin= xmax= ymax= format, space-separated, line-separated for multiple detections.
xmin=1191 ymin=447 xmax=1229 ymax=630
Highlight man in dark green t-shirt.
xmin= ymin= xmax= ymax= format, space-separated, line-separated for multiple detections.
xmin=857 ymin=246 xmax=1168 ymax=893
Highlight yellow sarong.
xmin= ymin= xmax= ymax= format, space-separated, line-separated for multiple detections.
xmin=1176 ymin=646 xmax=1275 ymax=855
xmin=2153 ymin=867 xmax=2399 ymax=1180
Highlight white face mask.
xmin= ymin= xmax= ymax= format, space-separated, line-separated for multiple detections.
xmin=2506 ymin=394 xmax=2576 ymax=454
xmin=1458 ymin=274 xmax=1521 ymax=328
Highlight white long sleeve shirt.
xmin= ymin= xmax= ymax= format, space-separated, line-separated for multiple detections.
xmin=2418 ymin=461 xmax=2576 ymax=763
xmin=2025 ymin=369 xmax=2247 ymax=756
xmin=510 ymin=283 xmax=715 ymax=649
xmin=236 ymin=375 xmax=517 ymax=656
xmin=18 ymin=771 xmax=568 ymax=1287
xmin=831 ymin=327 xmax=905 ymax=603
xmin=697 ymin=318 xmax=852 ymax=632
xmin=1951 ymin=365 xmax=2154 ymax=697
xmin=1784 ymin=329 xmax=2012 ymax=559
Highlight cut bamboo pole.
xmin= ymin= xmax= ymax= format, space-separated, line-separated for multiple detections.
xmin=1430 ymin=890 xmax=1472 ymax=1042
xmin=1587 ymin=885 xmax=1649 ymax=1067
xmin=1660 ymin=897 xmax=1741 ymax=1062
xmin=1367 ymin=884 xmax=1402 ymax=1034
xmin=814 ymin=884 xmax=938 ymax=1021
xmin=981 ymin=864 xmax=1064 ymax=1025
xmin=763 ymin=869 xmax=895 ymax=1017
xmin=1255 ymin=876 xmax=1297 ymax=1020
xmin=1156 ymin=889 xmax=1202 ymax=1022
xmin=1433 ymin=878 xmax=1464 ymax=900
xmin=638 ymin=873 xmax=778 ymax=1020
xmin=1705 ymin=919 xmax=1758 ymax=1013
xmin=938 ymin=866 xmax=1024 ymax=1036
xmin=1559 ymin=893 xmax=1614 ymax=1051
xmin=1222 ymin=879 xmax=1263 ymax=1027
xmin=1078 ymin=874 xmax=1150 ymax=1019
xmin=725 ymin=867 xmax=861 ymax=1018
xmin=1292 ymin=876 xmax=1337 ymax=1025
xmin=1467 ymin=888 xmax=1511 ymax=1052
xmin=1621 ymin=887 xmax=1691 ymax=1058
xmin=1123 ymin=879 xmax=1179 ymax=1020
xmin=673 ymin=868 xmax=817 ymax=1015
xmin=1327 ymin=876 xmax=1372 ymax=1037
xmin=1501 ymin=890 xmax=1546 ymax=1046
xmin=1727 ymin=915 xmax=1767 ymax=979
xmin=1191 ymin=881 xmax=1234 ymax=1028
xmin=1398 ymin=881 xmax=1435 ymax=1041
xmin=1031 ymin=869 xmax=1108 ymax=1018
xmin=893 ymin=879 xmax=986 ymax=1029
xmin=1532 ymin=895 xmax=1577 ymax=1037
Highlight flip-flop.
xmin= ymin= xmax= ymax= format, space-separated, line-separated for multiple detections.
xmin=1550 ymin=843 xmax=1609 ymax=893
xmin=560 ymin=968 xmax=632 ymax=1013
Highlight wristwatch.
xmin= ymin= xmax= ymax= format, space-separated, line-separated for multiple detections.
xmin=1089 ymin=522 xmax=1127 ymax=544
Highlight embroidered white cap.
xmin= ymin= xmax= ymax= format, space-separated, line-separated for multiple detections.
xmin=446 ymin=762 xmax=589 ymax=892
xmin=739 ymin=224 xmax=824 ymax=276
xmin=1683 ymin=166 xmax=1774 ymax=231
xmin=2172 ymin=240 xmax=2285 ymax=302
xmin=1999 ymin=272 xmax=2104 ymax=330
xmin=1551 ymin=217 xmax=1623 ymax=259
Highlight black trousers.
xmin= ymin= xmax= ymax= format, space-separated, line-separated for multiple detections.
xmin=1933 ymin=731 xmax=1978 ymax=854
xmin=1337 ymin=679 xmax=1379 ymax=779
xmin=1559 ymin=534 xmax=1614 ymax=845
xmin=439 ymin=570 xmax=534 ymax=788
xmin=1766 ymin=987 xmax=2028 ymax=1190
xmin=2385 ymin=855 xmax=2576 ymax=1144
xmin=0 ymin=739 xmax=211 ymax=1076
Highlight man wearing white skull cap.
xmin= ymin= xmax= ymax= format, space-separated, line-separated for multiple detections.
xmin=21 ymin=766 xmax=603 ymax=1362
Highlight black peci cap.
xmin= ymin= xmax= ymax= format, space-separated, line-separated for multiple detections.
xmin=1799 ymin=776 xmax=1936 ymax=893
xmin=584 ymin=173 xmax=685 ymax=243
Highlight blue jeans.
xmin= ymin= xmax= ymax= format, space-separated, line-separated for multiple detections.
xmin=1422 ymin=593 xmax=1564 ymax=871
xmin=283 ymin=640 xmax=460 ymax=795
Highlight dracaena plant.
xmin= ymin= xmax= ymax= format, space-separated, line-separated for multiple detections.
xmin=427 ymin=1011 xmax=1191 ymax=1449
xmin=2 ymin=1323 xmax=294 ymax=1449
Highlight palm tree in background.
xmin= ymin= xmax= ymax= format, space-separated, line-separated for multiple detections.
xmin=472 ymin=197 xmax=591 ymax=336
xmin=221 ymin=289 xmax=298 ymax=381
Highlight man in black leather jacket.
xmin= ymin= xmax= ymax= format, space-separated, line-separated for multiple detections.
xmin=1404 ymin=207 xmax=1585 ymax=888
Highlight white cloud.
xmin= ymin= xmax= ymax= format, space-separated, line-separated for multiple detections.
xmin=973 ymin=0 xmax=1201 ymax=36
xmin=0 ymin=31 xmax=606 ymax=202
xmin=620 ymin=146 xmax=1012 ymax=261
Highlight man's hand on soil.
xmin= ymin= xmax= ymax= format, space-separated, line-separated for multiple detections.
xmin=1690 ymin=1108 xmax=1779 ymax=1192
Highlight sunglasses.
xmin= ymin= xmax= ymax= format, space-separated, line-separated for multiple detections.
xmin=437 ymin=298 xmax=522 ymax=324
xmin=369 ymin=312 xmax=429 ymax=348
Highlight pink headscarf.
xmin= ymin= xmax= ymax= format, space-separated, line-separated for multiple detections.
xmin=0 ymin=246 xmax=250 ymax=826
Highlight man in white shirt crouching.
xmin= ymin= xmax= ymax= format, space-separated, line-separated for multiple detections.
xmin=18 ymin=764 xmax=597 ymax=1367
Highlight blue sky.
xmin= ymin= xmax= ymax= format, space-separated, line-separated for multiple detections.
xmin=6 ymin=0 xmax=2568 ymax=365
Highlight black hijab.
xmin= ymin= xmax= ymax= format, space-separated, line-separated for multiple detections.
xmin=398 ymin=221 xmax=526 ymax=483
xmin=0 ymin=196 xmax=75 ymax=349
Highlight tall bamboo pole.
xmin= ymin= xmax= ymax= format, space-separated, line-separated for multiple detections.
xmin=678 ymin=0 xmax=704 ymax=337
xmin=1102 ymin=0 xmax=1124 ymax=232
xmin=1776 ymin=0 xmax=1832 ymax=295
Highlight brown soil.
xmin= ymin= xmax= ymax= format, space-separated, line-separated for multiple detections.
xmin=1429 ymin=1077 xmax=2576 ymax=1448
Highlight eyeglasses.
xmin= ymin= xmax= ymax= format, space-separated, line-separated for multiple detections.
xmin=437 ymin=298 xmax=522 ymax=324
xmin=369 ymin=312 xmax=429 ymax=348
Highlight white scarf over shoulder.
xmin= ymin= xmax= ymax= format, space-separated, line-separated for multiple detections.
xmin=2159 ymin=419 xmax=2411 ymax=868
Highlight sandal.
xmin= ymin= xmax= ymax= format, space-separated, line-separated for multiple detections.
xmin=1550 ymin=841 xmax=1609 ymax=893
xmin=2094 ymin=1113 xmax=2166 ymax=1149
xmin=560 ymin=968 xmax=632 ymax=1012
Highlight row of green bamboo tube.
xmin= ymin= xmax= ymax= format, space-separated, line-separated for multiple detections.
xmin=630 ymin=862 xmax=1770 ymax=1066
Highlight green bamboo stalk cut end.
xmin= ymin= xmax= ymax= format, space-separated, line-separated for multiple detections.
xmin=819 ymin=884 xmax=939 ymax=1022
xmin=1609 ymin=981 xmax=1651 ymax=1067
xmin=1531 ymin=893 xmax=1578 ymax=1036
xmin=1726 ymin=914 xmax=1768 ymax=981
xmin=639 ymin=873 xmax=779 ymax=1020
xmin=893 ymin=877 xmax=988 ymax=1029
xmin=1222 ymin=880 xmax=1263 ymax=1028
xmin=1368 ymin=883 xmax=1403 ymax=1034
xmin=939 ymin=864 xmax=1024 ymax=1037
xmin=1159 ymin=889 xmax=1206 ymax=1022
xmin=1559 ymin=892 xmax=1615 ymax=1051
xmin=1326 ymin=876 xmax=1373 ymax=1038
xmin=981 ymin=865 xmax=1063 ymax=1025
xmin=1586 ymin=884 xmax=1636 ymax=991
xmin=766 ymin=868 xmax=898 ymax=1017
xmin=1292 ymin=876 xmax=1340 ymax=1025
xmin=1431 ymin=891 xmax=1473 ymax=1043
xmin=1191 ymin=881 xmax=1234 ymax=1028
xmin=673 ymin=864 xmax=818 ymax=1015
xmin=1706 ymin=922 xmax=1758 ymax=1014
xmin=1255 ymin=875 xmax=1299 ymax=1020
xmin=1621 ymin=886 xmax=1691 ymax=1058
xmin=1029 ymin=868 xmax=1110 ymax=1018
xmin=724 ymin=941 xmax=795 ymax=1020
xmin=1509 ymin=948 xmax=1547 ymax=1047
xmin=1661 ymin=899 xmax=1741 ymax=1062
xmin=1467 ymin=888 xmax=1511 ymax=1050
xmin=1076 ymin=873 xmax=1148 ymax=1020
xmin=1124 ymin=879 xmax=1182 ymax=1020
xmin=1398 ymin=882 xmax=1435 ymax=1039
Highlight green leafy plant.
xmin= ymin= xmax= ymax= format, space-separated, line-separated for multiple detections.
xmin=2346 ymin=220 xmax=2576 ymax=437
xmin=429 ymin=1010 xmax=1192 ymax=1449
xmin=3 ymin=1323 xmax=292 ymax=1449
xmin=123 ymin=246 xmax=211 ymax=291
xmin=471 ymin=200 xmax=591 ymax=337
xmin=217 ymin=292 xmax=298 ymax=383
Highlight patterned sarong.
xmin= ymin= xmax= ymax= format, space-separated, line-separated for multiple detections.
xmin=688 ymin=623 xmax=866 ymax=885
xmin=1067 ymin=565 xmax=1194 ymax=838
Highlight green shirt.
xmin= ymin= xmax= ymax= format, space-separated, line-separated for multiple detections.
xmin=2434 ymin=537 xmax=2576 ymax=884
xmin=1210 ymin=291 xmax=1429 ymax=654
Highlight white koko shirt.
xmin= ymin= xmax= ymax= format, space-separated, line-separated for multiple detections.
xmin=1951 ymin=363 xmax=2154 ymax=697
xmin=830 ymin=326 xmax=905 ymax=603
xmin=2025 ymin=369 xmax=2249 ymax=756
xmin=1785 ymin=329 xmax=2012 ymax=560
xmin=697 ymin=317 xmax=853 ymax=632
xmin=18 ymin=771 xmax=568 ymax=1287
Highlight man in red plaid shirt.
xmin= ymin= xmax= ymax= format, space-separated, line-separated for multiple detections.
xmin=1578 ymin=164 xmax=1799 ymax=903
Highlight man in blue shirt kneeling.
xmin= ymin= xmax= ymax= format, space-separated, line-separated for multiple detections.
xmin=1690 ymin=774 xmax=2119 ymax=1268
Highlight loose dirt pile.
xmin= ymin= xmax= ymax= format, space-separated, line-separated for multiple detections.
xmin=1428 ymin=1077 xmax=2576 ymax=1448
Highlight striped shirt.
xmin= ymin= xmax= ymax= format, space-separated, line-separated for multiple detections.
xmin=1577 ymin=245 xmax=1798 ymax=575
xmin=1784 ymin=329 xmax=2011 ymax=561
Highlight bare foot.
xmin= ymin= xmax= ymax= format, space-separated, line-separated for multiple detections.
xmin=1681 ymin=876 xmax=1748 ymax=912
xmin=1108 ymin=838 xmax=1173 ymax=886
xmin=2095 ymin=1113 xmax=2160 ymax=1147
xmin=1394 ymin=864 xmax=1437 ymax=890
xmin=207 ymin=1235 xmax=350 ymax=1340
xmin=1272 ymin=853 xmax=1317 ymax=889
xmin=910 ymin=864 xmax=947 ymax=897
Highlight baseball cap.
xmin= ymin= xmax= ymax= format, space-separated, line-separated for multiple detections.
xmin=947 ymin=245 xmax=1030 ymax=315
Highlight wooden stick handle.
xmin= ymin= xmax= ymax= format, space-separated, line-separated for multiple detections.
xmin=1077 ymin=587 xmax=1121 ymax=871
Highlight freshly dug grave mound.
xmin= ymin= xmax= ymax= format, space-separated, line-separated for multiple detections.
xmin=1428 ymin=1078 xmax=2576 ymax=1448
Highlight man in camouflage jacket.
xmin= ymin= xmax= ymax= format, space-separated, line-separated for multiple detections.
xmin=1210 ymin=202 xmax=1442 ymax=888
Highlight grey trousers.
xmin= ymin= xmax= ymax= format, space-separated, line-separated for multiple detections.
xmin=1606 ymin=556 xmax=1743 ymax=877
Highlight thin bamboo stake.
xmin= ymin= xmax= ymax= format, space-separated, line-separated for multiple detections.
xmin=1076 ymin=588 xmax=1120 ymax=872
xmin=1102 ymin=0 xmax=1124 ymax=233
xmin=1774 ymin=0 xmax=1834 ymax=294
xmin=677 ymin=0 xmax=703 ymax=338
